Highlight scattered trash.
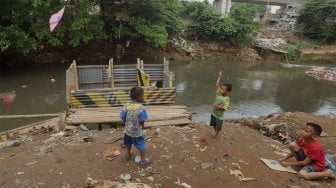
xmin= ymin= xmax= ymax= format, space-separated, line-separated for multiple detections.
xmin=223 ymin=154 xmax=230 ymax=161
xmin=135 ymin=155 xmax=141 ymax=164
xmin=93 ymin=181 xmax=150 ymax=188
xmin=121 ymin=174 xmax=131 ymax=181
xmin=1 ymin=91 xmax=16 ymax=109
xmin=200 ymin=137 xmax=207 ymax=144
xmin=229 ymin=169 xmax=256 ymax=182
xmin=160 ymin=155 xmax=172 ymax=159
xmin=270 ymin=144 xmax=290 ymax=157
xmin=21 ymin=85 xmax=27 ymax=88
xmin=17 ymin=172 xmax=24 ymax=175
xmin=201 ymin=162 xmax=214 ymax=170
xmin=82 ymin=136 xmax=93 ymax=142
xmin=306 ymin=67 xmax=336 ymax=82
xmin=50 ymin=79 xmax=56 ymax=83
xmin=104 ymin=137 xmax=122 ymax=144
xmin=265 ymin=113 xmax=281 ymax=119
xmin=146 ymin=176 xmax=154 ymax=181
xmin=232 ymin=163 xmax=241 ymax=170
xmin=6 ymin=140 xmax=21 ymax=147
xmin=320 ymin=132 xmax=328 ymax=137
xmin=200 ymin=146 xmax=207 ymax=152
xmin=26 ymin=161 xmax=37 ymax=166
xmin=103 ymin=146 xmax=121 ymax=161
xmin=80 ymin=124 xmax=90 ymax=131
xmin=174 ymin=179 xmax=191 ymax=188
xmin=255 ymin=37 xmax=287 ymax=53
xmin=85 ymin=177 xmax=99 ymax=188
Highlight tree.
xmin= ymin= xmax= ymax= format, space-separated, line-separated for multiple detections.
xmin=297 ymin=0 xmax=336 ymax=42
xmin=229 ymin=3 xmax=260 ymax=45
xmin=0 ymin=0 xmax=105 ymax=55
xmin=183 ymin=2 xmax=260 ymax=45
xmin=184 ymin=2 xmax=236 ymax=40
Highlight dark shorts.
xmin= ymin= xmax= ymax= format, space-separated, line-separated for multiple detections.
xmin=210 ymin=115 xmax=223 ymax=131
xmin=295 ymin=148 xmax=317 ymax=173
xmin=123 ymin=134 xmax=145 ymax=151
xmin=295 ymin=148 xmax=306 ymax=161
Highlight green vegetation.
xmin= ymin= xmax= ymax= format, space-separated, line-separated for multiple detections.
xmin=0 ymin=0 xmax=262 ymax=57
xmin=298 ymin=0 xmax=336 ymax=42
xmin=184 ymin=2 xmax=260 ymax=45
xmin=279 ymin=42 xmax=319 ymax=61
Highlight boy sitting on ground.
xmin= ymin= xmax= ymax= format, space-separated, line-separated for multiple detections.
xmin=119 ymin=86 xmax=150 ymax=166
xmin=280 ymin=122 xmax=335 ymax=180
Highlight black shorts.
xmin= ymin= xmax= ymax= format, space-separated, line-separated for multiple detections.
xmin=210 ymin=115 xmax=223 ymax=131
xmin=295 ymin=148 xmax=306 ymax=161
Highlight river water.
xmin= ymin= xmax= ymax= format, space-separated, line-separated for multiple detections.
xmin=1 ymin=60 xmax=336 ymax=131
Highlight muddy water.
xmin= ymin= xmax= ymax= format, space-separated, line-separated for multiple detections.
xmin=1 ymin=61 xmax=336 ymax=131
xmin=171 ymin=61 xmax=336 ymax=122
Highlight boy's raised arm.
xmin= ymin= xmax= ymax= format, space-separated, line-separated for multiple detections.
xmin=216 ymin=70 xmax=222 ymax=89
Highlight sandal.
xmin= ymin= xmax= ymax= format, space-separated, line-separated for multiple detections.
xmin=140 ymin=158 xmax=151 ymax=167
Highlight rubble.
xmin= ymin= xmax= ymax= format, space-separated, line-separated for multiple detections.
xmin=305 ymin=67 xmax=336 ymax=82
xmin=0 ymin=113 xmax=335 ymax=187
xmin=255 ymin=37 xmax=287 ymax=53
xmin=273 ymin=5 xmax=301 ymax=31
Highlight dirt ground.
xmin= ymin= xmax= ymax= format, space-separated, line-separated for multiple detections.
xmin=0 ymin=112 xmax=336 ymax=188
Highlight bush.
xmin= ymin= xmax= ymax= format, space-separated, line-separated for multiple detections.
xmin=183 ymin=2 xmax=260 ymax=45
xmin=297 ymin=0 xmax=336 ymax=42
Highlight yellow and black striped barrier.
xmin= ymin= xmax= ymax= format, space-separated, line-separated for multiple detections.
xmin=70 ymin=87 xmax=176 ymax=108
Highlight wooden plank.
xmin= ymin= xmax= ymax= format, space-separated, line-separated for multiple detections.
xmin=70 ymin=105 xmax=187 ymax=112
xmin=0 ymin=113 xmax=60 ymax=119
xmin=67 ymin=114 xmax=190 ymax=124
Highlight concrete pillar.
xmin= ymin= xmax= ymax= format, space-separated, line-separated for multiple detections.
xmin=213 ymin=0 xmax=232 ymax=16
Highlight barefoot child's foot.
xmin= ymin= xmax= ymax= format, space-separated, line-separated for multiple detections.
xmin=327 ymin=169 xmax=336 ymax=180
xmin=124 ymin=152 xmax=131 ymax=161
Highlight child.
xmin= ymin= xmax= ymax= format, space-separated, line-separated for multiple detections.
xmin=280 ymin=122 xmax=336 ymax=180
xmin=119 ymin=86 xmax=150 ymax=166
xmin=210 ymin=70 xmax=232 ymax=138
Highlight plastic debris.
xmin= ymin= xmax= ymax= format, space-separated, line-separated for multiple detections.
xmin=103 ymin=146 xmax=121 ymax=161
xmin=79 ymin=124 xmax=90 ymax=131
xmin=1 ymin=91 xmax=16 ymax=108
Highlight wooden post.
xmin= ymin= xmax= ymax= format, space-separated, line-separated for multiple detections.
xmin=137 ymin=58 xmax=141 ymax=69
xmin=108 ymin=58 xmax=114 ymax=88
xmin=140 ymin=59 xmax=144 ymax=70
xmin=73 ymin=60 xmax=79 ymax=90
xmin=163 ymin=57 xmax=170 ymax=87
xmin=58 ymin=112 xmax=66 ymax=131
xmin=169 ymin=72 xmax=174 ymax=88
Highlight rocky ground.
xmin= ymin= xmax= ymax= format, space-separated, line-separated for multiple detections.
xmin=0 ymin=112 xmax=336 ymax=188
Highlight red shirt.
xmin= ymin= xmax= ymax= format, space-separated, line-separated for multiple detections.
xmin=297 ymin=137 xmax=325 ymax=172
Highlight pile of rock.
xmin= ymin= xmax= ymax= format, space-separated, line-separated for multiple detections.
xmin=255 ymin=37 xmax=287 ymax=53
xmin=273 ymin=5 xmax=301 ymax=31
xmin=305 ymin=67 xmax=336 ymax=81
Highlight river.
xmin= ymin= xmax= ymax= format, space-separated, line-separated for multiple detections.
xmin=1 ymin=60 xmax=336 ymax=131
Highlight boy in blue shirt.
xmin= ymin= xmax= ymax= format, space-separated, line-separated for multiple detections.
xmin=210 ymin=70 xmax=232 ymax=137
xmin=120 ymin=86 xmax=150 ymax=166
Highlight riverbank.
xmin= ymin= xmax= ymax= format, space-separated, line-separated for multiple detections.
xmin=1 ymin=112 xmax=335 ymax=187
xmin=2 ymin=32 xmax=336 ymax=69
